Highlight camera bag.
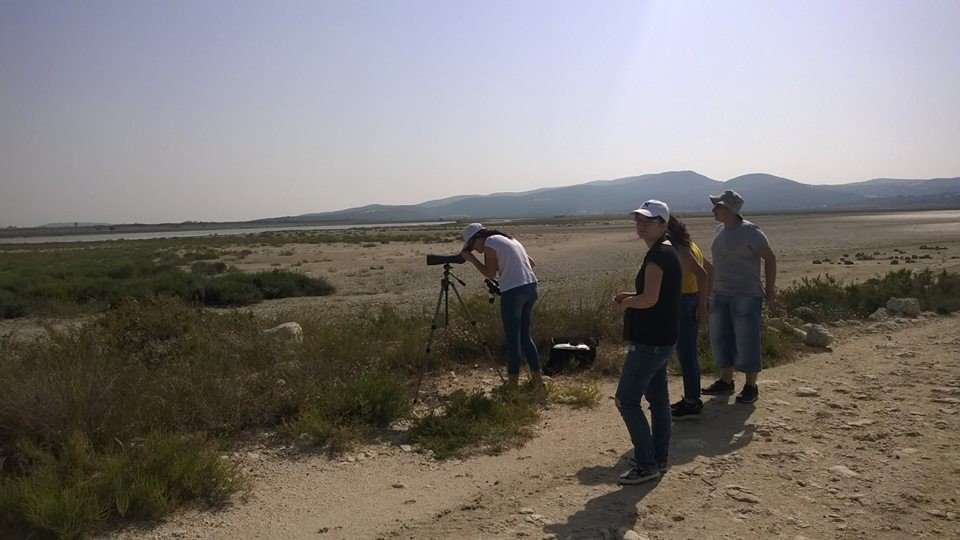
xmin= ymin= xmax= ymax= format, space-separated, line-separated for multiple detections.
xmin=543 ymin=336 xmax=599 ymax=376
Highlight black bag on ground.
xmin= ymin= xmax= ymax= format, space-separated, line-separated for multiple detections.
xmin=543 ymin=336 xmax=599 ymax=376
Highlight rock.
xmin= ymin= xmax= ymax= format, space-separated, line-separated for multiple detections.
xmin=621 ymin=531 xmax=649 ymax=540
xmin=803 ymin=324 xmax=834 ymax=347
xmin=828 ymin=465 xmax=860 ymax=478
xmin=262 ymin=322 xmax=304 ymax=344
xmin=886 ymin=297 xmax=921 ymax=317
xmin=894 ymin=448 xmax=919 ymax=458
xmin=391 ymin=482 xmax=407 ymax=489
xmin=785 ymin=324 xmax=808 ymax=339
xmin=796 ymin=387 xmax=820 ymax=397
xmin=846 ymin=419 xmax=876 ymax=427
xmin=724 ymin=485 xmax=760 ymax=503
xmin=770 ymin=399 xmax=792 ymax=406
xmin=792 ymin=306 xmax=819 ymax=322
xmin=399 ymin=444 xmax=413 ymax=452
xmin=519 ymin=507 xmax=535 ymax=515
xmin=868 ymin=307 xmax=890 ymax=321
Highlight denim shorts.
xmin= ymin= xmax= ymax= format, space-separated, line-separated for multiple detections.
xmin=709 ymin=294 xmax=763 ymax=373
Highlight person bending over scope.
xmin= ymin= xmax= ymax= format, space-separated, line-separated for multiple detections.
xmin=459 ymin=223 xmax=542 ymax=387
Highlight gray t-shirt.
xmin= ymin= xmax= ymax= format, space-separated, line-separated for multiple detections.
xmin=711 ymin=219 xmax=770 ymax=298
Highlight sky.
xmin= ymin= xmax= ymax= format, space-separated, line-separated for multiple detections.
xmin=2 ymin=1 xmax=959 ymax=227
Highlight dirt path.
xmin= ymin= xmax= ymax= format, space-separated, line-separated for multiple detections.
xmin=113 ymin=315 xmax=960 ymax=540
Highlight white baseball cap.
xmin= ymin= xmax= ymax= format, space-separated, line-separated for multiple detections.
xmin=631 ymin=199 xmax=670 ymax=222
xmin=462 ymin=222 xmax=484 ymax=251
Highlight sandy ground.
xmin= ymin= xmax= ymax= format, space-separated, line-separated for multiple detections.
xmin=4 ymin=210 xmax=960 ymax=338
xmin=92 ymin=210 xmax=960 ymax=540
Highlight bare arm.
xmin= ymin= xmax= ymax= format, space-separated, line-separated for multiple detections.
xmin=619 ymin=263 xmax=663 ymax=310
xmin=460 ymin=247 xmax=499 ymax=280
xmin=759 ymin=246 xmax=777 ymax=303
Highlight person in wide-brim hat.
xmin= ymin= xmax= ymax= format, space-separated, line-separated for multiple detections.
xmin=702 ymin=190 xmax=778 ymax=405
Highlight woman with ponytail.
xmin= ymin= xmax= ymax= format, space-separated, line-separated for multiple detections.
xmin=665 ymin=215 xmax=711 ymax=417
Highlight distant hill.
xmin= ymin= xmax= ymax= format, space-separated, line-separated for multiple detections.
xmin=257 ymin=171 xmax=960 ymax=223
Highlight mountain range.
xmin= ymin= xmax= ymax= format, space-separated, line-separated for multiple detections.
xmin=257 ymin=171 xmax=960 ymax=223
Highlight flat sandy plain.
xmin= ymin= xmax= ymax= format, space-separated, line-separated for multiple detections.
xmin=225 ymin=209 xmax=960 ymax=316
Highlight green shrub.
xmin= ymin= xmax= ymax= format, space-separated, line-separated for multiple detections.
xmin=0 ymin=246 xmax=335 ymax=319
xmin=0 ymin=431 xmax=243 ymax=539
xmin=780 ymin=269 xmax=960 ymax=320
xmin=190 ymin=261 xmax=227 ymax=275
xmin=410 ymin=387 xmax=540 ymax=459
xmin=201 ymin=274 xmax=264 ymax=305
xmin=287 ymin=373 xmax=413 ymax=452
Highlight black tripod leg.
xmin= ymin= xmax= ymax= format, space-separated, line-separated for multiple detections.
xmin=449 ymin=281 xmax=505 ymax=383
xmin=415 ymin=279 xmax=449 ymax=404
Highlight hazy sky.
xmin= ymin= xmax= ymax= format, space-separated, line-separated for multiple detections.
xmin=2 ymin=1 xmax=959 ymax=226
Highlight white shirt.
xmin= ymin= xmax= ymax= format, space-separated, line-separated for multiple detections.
xmin=485 ymin=235 xmax=537 ymax=292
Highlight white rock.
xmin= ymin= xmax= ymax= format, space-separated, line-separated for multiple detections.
xmin=886 ymin=297 xmax=921 ymax=317
xmin=263 ymin=321 xmax=304 ymax=344
xmin=804 ymin=324 xmax=834 ymax=347
xmin=622 ymin=531 xmax=650 ymax=540
xmin=724 ymin=485 xmax=761 ymax=503
xmin=796 ymin=387 xmax=820 ymax=397
xmin=868 ymin=307 xmax=890 ymax=321
xmin=828 ymin=465 xmax=860 ymax=478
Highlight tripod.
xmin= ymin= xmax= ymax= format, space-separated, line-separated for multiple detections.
xmin=415 ymin=264 xmax=504 ymax=403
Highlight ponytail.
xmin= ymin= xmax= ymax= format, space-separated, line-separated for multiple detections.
xmin=666 ymin=215 xmax=691 ymax=246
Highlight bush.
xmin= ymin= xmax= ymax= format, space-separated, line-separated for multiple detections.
xmin=287 ymin=373 xmax=413 ymax=452
xmin=0 ymin=246 xmax=335 ymax=319
xmin=0 ymin=432 xmax=244 ymax=539
xmin=780 ymin=269 xmax=960 ymax=320
xmin=190 ymin=261 xmax=227 ymax=275
xmin=410 ymin=386 xmax=540 ymax=459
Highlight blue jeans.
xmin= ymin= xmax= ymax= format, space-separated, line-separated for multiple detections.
xmin=709 ymin=294 xmax=763 ymax=373
xmin=615 ymin=343 xmax=672 ymax=470
xmin=500 ymin=282 xmax=541 ymax=375
xmin=677 ymin=294 xmax=701 ymax=401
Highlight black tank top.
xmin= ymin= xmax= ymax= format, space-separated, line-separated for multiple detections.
xmin=623 ymin=236 xmax=683 ymax=345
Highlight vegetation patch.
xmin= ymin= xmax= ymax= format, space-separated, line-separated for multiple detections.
xmin=0 ymin=431 xmax=244 ymax=539
xmin=0 ymin=242 xmax=334 ymax=318
xmin=780 ymin=269 xmax=960 ymax=320
xmin=410 ymin=385 xmax=542 ymax=459
xmin=286 ymin=373 xmax=413 ymax=453
xmin=546 ymin=381 xmax=603 ymax=408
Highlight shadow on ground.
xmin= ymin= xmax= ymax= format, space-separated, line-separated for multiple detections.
xmin=543 ymin=395 xmax=755 ymax=539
